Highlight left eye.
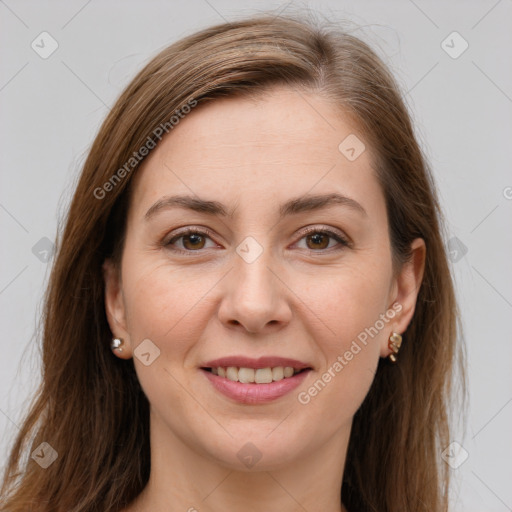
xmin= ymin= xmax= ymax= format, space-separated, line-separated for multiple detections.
xmin=165 ymin=228 xmax=349 ymax=253
xmin=295 ymin=229 xmax=349 ymax=251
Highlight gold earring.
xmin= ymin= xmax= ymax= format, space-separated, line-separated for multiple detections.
xmin=388 ymin=332 xmax=402 ymax=363
xmin=111 ymin=337 xmax=124 ymax=352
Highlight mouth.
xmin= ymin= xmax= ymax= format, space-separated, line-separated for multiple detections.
xmin=199 ymin=357 xmax=313 ymax=404
xmin=201 ymin=365 xmax=310 ymax=383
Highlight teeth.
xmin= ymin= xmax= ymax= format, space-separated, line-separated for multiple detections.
xmin=272 ymin=366 xmax=284 ymax=381
xmin=226 ymin=366 xmax=238 ymax=381
xmin=211 ymin=366 xmax=304 ymax=383
xmin=255 ymin=368 xmax=273 ymax=384
xmin=283 ymin=366 xmax=294 ymax=378
xmin=238 ymin=367 xmax=255 ymax=383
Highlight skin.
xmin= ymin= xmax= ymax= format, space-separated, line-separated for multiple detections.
xmin=104 ymin=85 xmax=425 ymax=512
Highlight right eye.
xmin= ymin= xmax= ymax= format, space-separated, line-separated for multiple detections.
xmin=165 ymin=227 xmax=219 ymax=253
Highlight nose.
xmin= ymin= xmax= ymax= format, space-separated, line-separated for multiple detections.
xmin=217 ymin=247 xmax=292 ymax=334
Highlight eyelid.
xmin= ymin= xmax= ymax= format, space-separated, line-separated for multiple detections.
xmin=164 ymin=226 xmax=220 ymax=250
xmin=296 ymin=225 xmax=351 ymax=248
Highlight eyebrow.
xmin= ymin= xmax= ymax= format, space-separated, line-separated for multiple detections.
xmin=144 ymin=192 xmax=367 ymax=221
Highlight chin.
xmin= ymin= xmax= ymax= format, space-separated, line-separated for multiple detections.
xmin=195 ymin=427 xmax=308 ymax=471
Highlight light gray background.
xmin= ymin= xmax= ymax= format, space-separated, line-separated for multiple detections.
xmin=1 ymin=1 xmax=511 ymax=510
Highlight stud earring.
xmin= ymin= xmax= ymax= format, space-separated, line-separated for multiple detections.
xmin=110 ymin=338 xmax=124 ymax=352
xmin=387 ymin=332 xmax=402 ymax=363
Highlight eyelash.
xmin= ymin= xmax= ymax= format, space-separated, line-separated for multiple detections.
xmin=164 ymin=226 xmax=351 ymax=255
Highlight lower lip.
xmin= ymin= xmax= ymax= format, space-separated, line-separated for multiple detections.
xmin=201 ymin=368 xmax=311 ymax=404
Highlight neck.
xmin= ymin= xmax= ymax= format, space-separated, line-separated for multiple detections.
xmin=127 ymin=409 xmax=352 ymax=512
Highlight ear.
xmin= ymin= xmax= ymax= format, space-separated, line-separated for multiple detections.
xmin=381 ymin=238 xmax=426 ymax=358
xmin=103 ymin=258 xmax=132 ymax=359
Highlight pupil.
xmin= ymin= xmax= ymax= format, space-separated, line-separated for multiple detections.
xmin=185 ymin=234 xmax=204 ymax=249
xmin=308 ymin=233 xmax=328 ymax=249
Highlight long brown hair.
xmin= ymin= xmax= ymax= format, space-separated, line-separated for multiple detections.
xmin=0 ymin=12 xmax=465 ymax=512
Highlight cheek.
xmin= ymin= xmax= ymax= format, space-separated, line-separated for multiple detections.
xmin=296 ymin=263 xmax=391 ymax=420
xmin=121 ymin=265 xmax=210 ymax=412
xmin=307 ymin=261 xmax=392 ymax=352
xmin=122 ymin=258 xmax=222 ymax=365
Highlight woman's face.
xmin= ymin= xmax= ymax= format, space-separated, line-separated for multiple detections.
xmin=104 ymin=86 xmax=424 ymax=472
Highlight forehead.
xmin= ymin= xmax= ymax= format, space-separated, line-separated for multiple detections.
xmin=128 ymin=86 xmax=382 ymax=220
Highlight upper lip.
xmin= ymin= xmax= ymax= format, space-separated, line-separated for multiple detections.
xmin=201 ymin=356 xmax=312 ymax=370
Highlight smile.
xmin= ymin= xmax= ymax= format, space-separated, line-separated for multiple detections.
xmin=200 ymin=366 xmax=311 ymax=404
xmin=204 ymin=365 xmax=306 ymax=383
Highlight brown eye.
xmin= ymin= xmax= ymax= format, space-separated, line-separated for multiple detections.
xmin=181 ymin=233 xmax=206 ymax=250
xmin=305 ymin=232 xmax=330 ymax=250
xmin=296 ymin=228 xmax=350 ymax=252
xmin=166 ymin=228 xmax=217 ymax=253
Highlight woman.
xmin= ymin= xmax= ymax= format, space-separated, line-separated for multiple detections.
xmin=0 ymin=12 xmax=464 ymax=512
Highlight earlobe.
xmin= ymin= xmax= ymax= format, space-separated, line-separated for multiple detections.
xmin=381 ymin=238 xmax=426 ymax=358
xmin=102 ymin=259 xmax=131 ymax=358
